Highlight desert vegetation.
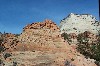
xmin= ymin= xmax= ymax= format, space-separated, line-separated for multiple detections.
xmin=61 ymin=31 xmax=100 ymax=66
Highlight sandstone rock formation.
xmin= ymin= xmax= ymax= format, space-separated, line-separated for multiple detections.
xmin=59 ymin=13 xmax=100 ymax=35
xmin=0 ymin=20 xmax=97 ymax=66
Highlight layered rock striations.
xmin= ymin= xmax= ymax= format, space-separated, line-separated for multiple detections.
xmin=0 ymin=20 xmax=97 ymax=66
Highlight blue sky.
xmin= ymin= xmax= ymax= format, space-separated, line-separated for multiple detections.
xmin=0 ymin=0 xmax=99 ymax=34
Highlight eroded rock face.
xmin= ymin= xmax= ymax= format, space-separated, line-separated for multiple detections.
xmin=0 ymin=33 xmax=19 ymax=52
xmin=19 ymin=19 xmax=60 ymax=44
xmin=59 ymin=13 xmax=100 ymax=35
xmin=23 ymin=19 xmax=59 ymax=32
xmin=0 ymin=20 xmax=97 ymax=66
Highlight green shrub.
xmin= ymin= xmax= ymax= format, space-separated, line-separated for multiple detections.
xmin=0 ymin=38 xmax=3 ymax=44
xmin=61 ymin=33 xmax=72 ymax=43
xmin=0 ymin=59 xmax=4 ymax=65
xmin=95 ymin=61 xmax=100 ymax=66
xmin=0 ymin=46 xmax=4 ymax=53
xmin=0 ymin=59 xmax=2 ymax=64
xmin=77 ymin=32 xmax=100 ymax=64
xmin=3 ymin=53 xmax=12 ymax=59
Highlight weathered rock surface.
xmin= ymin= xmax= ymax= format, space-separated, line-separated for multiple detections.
xmin=59 ymin=13 xmax=100 ymax=35
xmin=0 ymin=20 xmax=97 ymax=66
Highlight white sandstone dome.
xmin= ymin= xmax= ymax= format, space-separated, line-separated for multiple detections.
xmin=59 ymin=13 xmax=100 ymax=34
